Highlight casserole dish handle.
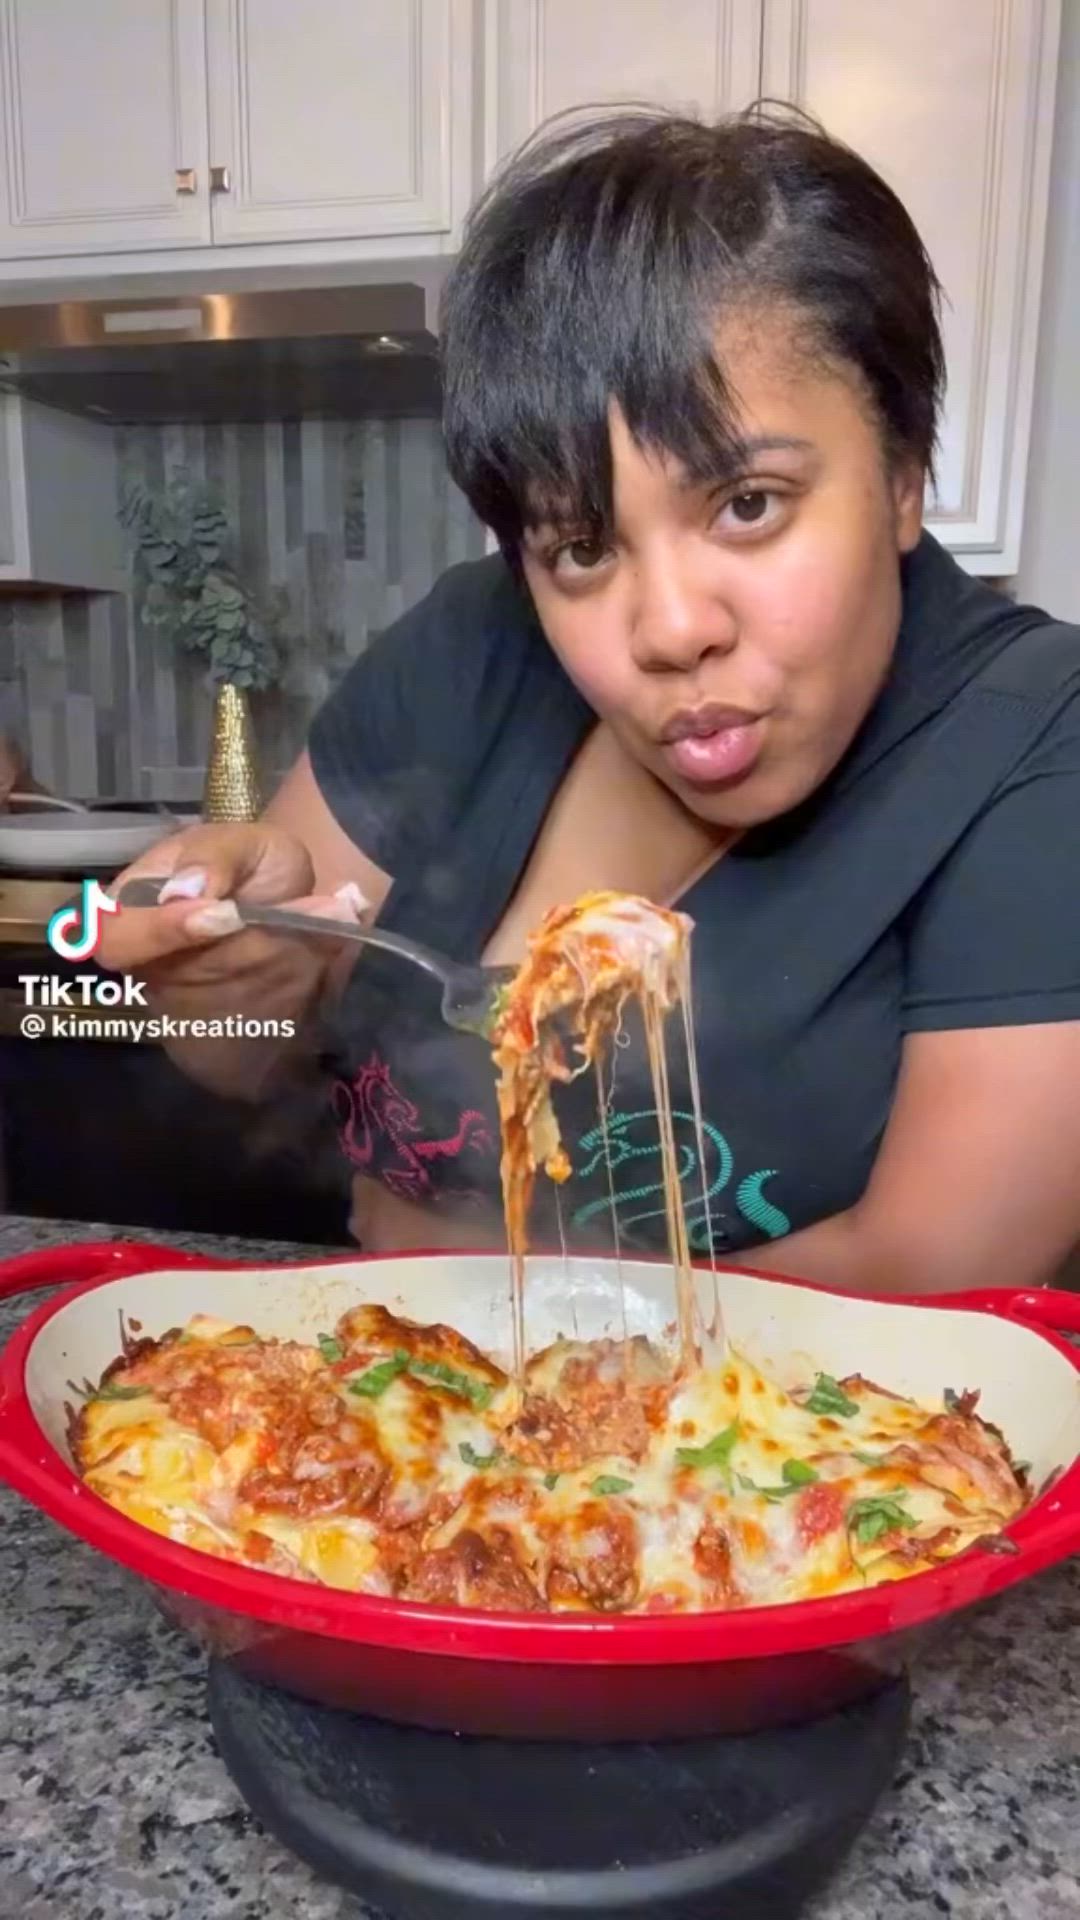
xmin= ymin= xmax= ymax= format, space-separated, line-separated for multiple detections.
xmin=926 ymin=1286 xmax=1080 ymax=1337
xmin=0 ymin=1240 xmax=208 ymax=1302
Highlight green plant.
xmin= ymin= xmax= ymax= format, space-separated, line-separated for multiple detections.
xmin=118 ymin=469 xmax=282 ymax=690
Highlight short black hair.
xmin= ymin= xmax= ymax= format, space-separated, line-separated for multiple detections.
xmin=438 ymin=104 xmax=946 ymax=551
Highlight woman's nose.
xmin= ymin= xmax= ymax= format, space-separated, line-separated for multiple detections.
xmin=628 ymin=559 xmax=738 ymax=673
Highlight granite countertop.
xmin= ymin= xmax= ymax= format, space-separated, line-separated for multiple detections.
xmin=1 ymin=1213 xmax=1079 ymax=1920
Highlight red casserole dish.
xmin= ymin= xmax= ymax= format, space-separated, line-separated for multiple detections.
xmin=1 ymin=1240 xmax=1079 ymax=1741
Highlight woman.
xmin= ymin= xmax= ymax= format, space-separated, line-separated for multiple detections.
xmin=100 ymin=107 xmax=1080 ymax=1293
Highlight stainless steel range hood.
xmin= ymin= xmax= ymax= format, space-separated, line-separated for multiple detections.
xmin=0 ymin=286 xmax=442 ymax=423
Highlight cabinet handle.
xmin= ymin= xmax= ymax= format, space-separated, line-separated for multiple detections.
xmin=210 ymin=165 xmax=231 ymax=194
xmin=174 ymin=167 xmax=197 ymax=194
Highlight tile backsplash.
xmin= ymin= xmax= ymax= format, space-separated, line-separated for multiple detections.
xmin=0 ymin=413 xmax=486 ymax=801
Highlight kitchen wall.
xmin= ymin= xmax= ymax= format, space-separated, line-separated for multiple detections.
xmin=0 ymin=412 xmax=486 ymax=801
xmin=1013 ymin=0 xmax=1080 ymax=622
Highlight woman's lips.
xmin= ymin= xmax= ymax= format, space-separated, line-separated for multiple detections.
xmin=660 ymin=711 xmax=765 ymax=785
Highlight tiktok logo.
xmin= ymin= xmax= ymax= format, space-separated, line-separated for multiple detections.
xmin=46 ymin=878 xmax=119 ymax=962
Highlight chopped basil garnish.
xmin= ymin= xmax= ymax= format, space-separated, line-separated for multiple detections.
xmin=750 ymin=1458 xmax=822 ymax=1501
xmin=590 ymin=1475 xmax=633 ymax=1497
xmin=781 ymin=1458 xmax=818 ymax=1487
xmin=847 ymin=1493 xmax=912 ymax=1548
xmin=406 ymin=1356 xmax=494 ymax=1409
xmin=805 ymin=1373 xmax=859 ymax=1418
xmin=543 ymin=1472 xmax=560 ymax=1491
xmin=318 ymin=1334 xmax=344 ymax=1364
xmin=459 ymin=1442 xmax=502 ymax=1470
xmin=345 ymin=1349 xmax=494 ymax=1408
xmin=91 ymin=1382 xmax=148 ymax=1403
xmin=347 ymin=1352 xmax=408 ymax=1398
xmin=675 ymin=1423 xmax=739 ymax=1471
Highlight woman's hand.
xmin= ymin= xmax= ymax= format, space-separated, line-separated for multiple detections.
xmin=92 ymin=750 xmax=391 ymax=1100
xmin=96 ymin=819 xmax=370 ymax=1098
xmin=99 ymin=818 xmax=365 ymax=966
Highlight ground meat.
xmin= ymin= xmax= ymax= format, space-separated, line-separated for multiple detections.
xmin=511 ymin=1339 xmax=672 ymax=1471
xmin=238 ymin=1404 xmax=389 ymax=1517
xmin=693 ymin=1520 xmax=742 ymax=1606
xmin=544 ymin=1500 xmax=640 ymax=1611
xmin=509 ymin=1395 xmax=598 ymax=1471
xmin=373 ymin=1522 xmax=425 ymax=1593
xmin=240 ymin=1452 xmax=386 ymax=1517
xmin=239 ymin=1436 xmax=386 ymax=1520
xmin=127 ymin=1337 xmax=319 ymax=1454
xmin=304 ymin=1387 xmax=344 ymax=1430
xmin=406 ymin=1527 xmax=543 ymax=1611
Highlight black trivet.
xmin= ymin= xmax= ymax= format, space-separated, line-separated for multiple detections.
xmin=207 ymin=1660 xmax=909 ymax=1920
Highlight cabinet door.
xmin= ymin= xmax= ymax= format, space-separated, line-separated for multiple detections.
xmin=205 ymin=0 xmax=469 ymax=245
xmin=762 ymin=0 xmax=1060 ymax=574
xmin=489 ymin=0 xmax=762 ymax=166
xmin=0 ymin=0 xmax=210 ymax=258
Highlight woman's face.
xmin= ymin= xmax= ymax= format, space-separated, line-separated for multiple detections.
xmin=519 ymin=320 xmax=925 ymax=828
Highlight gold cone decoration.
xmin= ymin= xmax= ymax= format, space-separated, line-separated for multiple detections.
xmin=202 ymin=681 xmax=262 ymax=821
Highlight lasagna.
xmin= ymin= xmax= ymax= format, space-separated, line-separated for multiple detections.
xmin=71 ymin=887 xmax=1029 ymax=1612
xmin=489 ymin=890 xmax=697 ymax=1370
xmin=71 ymin=1305 xmax=1028 ymax=1612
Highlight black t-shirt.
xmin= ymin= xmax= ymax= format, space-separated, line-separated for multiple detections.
xmin=308 ymin=533 xmax=1080 ymax=1256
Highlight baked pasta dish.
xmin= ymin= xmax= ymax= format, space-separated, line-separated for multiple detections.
xmin=71 ymin=1304 xmax=1028 ymax=1612
xmin=71 ymin=887 xmax=1028 ymax=1611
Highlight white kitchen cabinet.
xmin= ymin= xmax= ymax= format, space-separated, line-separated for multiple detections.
xmin=761 ymin=0 xmax=1061 ymax=574
xmin=0 ymin=2 xmax=1060 ymax=580
xmin=0 ymin=393 xmax=124 ymax=588
xmin=0 ymin=0 xmax=211 ymax=258
xmin=487 ymin=0 xmax=762 ymax=165
xmin=204 ymin=0 xmax=472 ymax=246
xmin=486 ymin=0 xmax=1060 ymax=572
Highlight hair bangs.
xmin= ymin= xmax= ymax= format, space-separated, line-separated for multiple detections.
xmin=439 ymin=113 xmax=753 ymax=549
xmin=438 ymin=106 xmax=944 ymax=552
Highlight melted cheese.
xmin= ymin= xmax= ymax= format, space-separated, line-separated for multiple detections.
xmin=73 ymin=1313 xmax=1027 ymax=1614
xmin=72 ymin=891 xmax=1029 ymax=1611
xmin=489 ymin=891 xmax=693 ymax=1374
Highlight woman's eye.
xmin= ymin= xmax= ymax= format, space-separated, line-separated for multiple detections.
xmin=552 ymin=537 xmax=610 ymax=575
xmin=731 ymin=491 xmax=768 ymax=523
xmin=713 ymin=489 xmax=784 ymax=533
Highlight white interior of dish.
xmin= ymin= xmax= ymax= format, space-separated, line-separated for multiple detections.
xmin=24 ymin=1254 xmax=1080 ymax=1486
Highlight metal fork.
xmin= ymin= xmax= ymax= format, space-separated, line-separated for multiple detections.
xmin=117 ymin=877 xmax=515 ymax=1038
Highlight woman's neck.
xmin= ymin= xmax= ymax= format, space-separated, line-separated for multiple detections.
xmin=481 ymin=722 xmax=732 ymax=966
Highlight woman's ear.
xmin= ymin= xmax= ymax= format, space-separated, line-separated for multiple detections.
xmin=892 ymin=459 xmax=926 ymax=553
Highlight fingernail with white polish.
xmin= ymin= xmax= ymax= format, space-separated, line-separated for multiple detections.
xmin=333 ymin=881 xmax=370 ymax=919
xmin=185 ymin=899 xmax=243 ymax=937
xmin=159 ymin=867 xmax=208 ymax=903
